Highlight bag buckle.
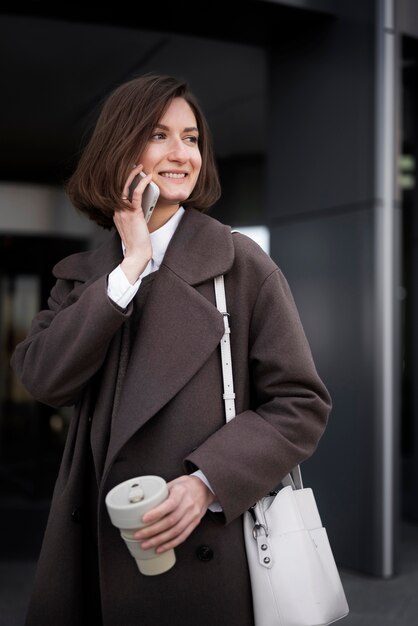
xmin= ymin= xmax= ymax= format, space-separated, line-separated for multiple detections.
xmin=252 ymin=521 xmax=268 ymax=540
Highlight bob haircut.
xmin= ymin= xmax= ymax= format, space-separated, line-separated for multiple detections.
xmin=66 ymin=74 xmax=221 ymax=229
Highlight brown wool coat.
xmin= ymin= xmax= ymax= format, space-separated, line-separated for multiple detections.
xmin=11 ymin=207 xmax=332 ymax=626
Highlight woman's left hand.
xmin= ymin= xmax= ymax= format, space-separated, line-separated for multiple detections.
xmin=134 ymin=475 xmax=216 ymax=553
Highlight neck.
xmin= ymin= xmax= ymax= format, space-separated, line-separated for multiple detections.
xmin=147 ymin=204 xmax=180 ymax=233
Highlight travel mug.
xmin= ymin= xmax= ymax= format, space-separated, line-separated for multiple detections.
xmin=105 ymin=475 xmax=176 ymax=576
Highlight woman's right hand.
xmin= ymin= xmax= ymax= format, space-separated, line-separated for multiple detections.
xmin=113 ymin=164 xmax=153 ymax=284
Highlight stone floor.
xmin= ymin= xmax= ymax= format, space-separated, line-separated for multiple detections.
xmin=1 ymin=523 xmax=417 ymax=626
xmin=339 ymin=522 xmax=418 ymax=626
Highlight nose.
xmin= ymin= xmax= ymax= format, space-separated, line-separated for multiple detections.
xmin=167 ymin=138 xmax=188 ymax=162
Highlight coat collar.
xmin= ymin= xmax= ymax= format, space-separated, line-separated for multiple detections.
xmin=53 ymin=207 xmax=235 ymax=285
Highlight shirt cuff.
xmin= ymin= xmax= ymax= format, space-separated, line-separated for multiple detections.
xmin=191 ymin=470 xmax=223 ymax=513
xmin=107 ymin=265 xmax=142 ymax=309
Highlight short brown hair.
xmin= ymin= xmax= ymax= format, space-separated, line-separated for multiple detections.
xmin=66 ymin=74 xmax=221 ymax=229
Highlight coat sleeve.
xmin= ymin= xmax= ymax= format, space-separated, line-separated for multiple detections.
xmin=184 ymin=268 xmax=332 ymax=524
xmin=10 ymin=275 xmax=132 ymax=408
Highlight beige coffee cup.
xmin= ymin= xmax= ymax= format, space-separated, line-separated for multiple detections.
xmin=105 ymin=475 xmax=176 ymax=576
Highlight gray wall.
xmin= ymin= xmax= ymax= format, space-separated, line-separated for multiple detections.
xmin=266 ymin=5 xmax=384 ymax=574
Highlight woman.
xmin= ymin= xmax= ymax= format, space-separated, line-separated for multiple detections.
xmin=11 ymin=74 xmax=331 ymax=626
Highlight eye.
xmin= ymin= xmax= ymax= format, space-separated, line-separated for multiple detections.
xmin=151 ymin=132 xmax=166 ymax=141
xmin=185 ymin=135 xmax=199 ymax=144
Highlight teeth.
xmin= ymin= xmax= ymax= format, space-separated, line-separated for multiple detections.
xmin=161 ymin=172 xmax=186 ymax=179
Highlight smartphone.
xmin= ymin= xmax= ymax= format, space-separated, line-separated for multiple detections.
xmin=128 ymin=171 xmax=160 ymax=223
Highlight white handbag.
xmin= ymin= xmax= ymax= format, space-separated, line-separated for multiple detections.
xmin=214 ymin=275 xmax=349 ymax=626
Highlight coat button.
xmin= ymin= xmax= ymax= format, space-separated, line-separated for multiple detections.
xmin=196 ymin=545 xmax=214 ymax=562
xmin=71 ymin=507 xmax=83 ymax=523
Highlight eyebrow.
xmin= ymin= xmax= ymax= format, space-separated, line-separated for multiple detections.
xmin=154 ymin=123 xmax=199 ymax=133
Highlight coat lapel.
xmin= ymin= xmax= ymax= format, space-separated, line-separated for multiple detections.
xmin=101 ymin=208 xmax=234 ymax=478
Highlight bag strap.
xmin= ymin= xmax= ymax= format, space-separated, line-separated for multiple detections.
xmin=281 ymin=465 xmax=303 ymax=490
xmin=214 ymin=275 xmax=236 ymax=422
xmin=214 ymin=274 xmax=303 ymax=490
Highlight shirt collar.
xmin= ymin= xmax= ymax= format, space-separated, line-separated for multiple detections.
xmin=121 ymin=206 xmax=185 ymax=269
xmin=149 ymin=206 xmax=185 ymax=268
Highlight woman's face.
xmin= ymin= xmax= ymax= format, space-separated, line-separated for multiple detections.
xmin=138 ymin=97 xmax=202 ymax=211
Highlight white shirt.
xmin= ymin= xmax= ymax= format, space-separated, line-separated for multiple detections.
xmin=107 ymin=206 xmax=221 ymax=512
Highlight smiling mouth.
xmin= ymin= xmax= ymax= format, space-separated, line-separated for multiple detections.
xmin=159 ymin=172 xmax=188 ymax=179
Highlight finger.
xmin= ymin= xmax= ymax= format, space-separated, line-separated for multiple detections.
xmin=120 ymin=164 xmax=142 ymax=203
xmin=121 ymin=164 xmax=151 ymax=201
xmin=128 ymin=173 xmax=153 ymax=204
xmin=139 ymin=516 xmax=192 ymax=549
xmin=127 ymin=173 xmax=140 ymax=203
xmin=135 ymin=509 xmax=183 ymax=540
xmin=137 ymin=496 xmax=204 ymax=544
xmin=137 ymin=488 xmax=194 ymax=537
xmin=155 ymin=521 xmax=198 ymax=553
xmin=140 ymin=478 xmax=203 ymax=528
xmin=141 ymin=494 xmax=178 ymax=525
